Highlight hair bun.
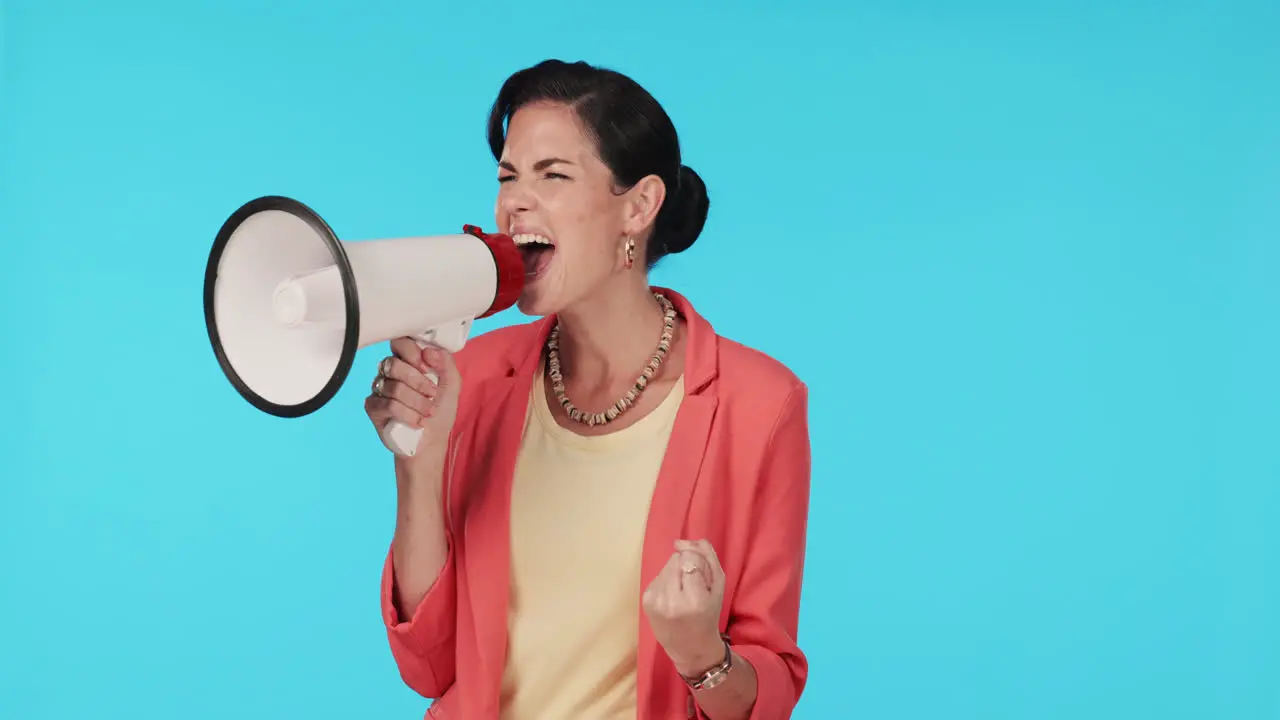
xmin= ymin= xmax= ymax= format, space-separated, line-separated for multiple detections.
xmin=663 ymin=164 xmax=709 ymax=255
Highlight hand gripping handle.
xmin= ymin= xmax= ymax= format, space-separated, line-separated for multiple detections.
xmin=378 ymin=318 xmax=473 ymax=457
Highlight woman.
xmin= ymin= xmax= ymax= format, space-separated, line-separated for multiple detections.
xmin=365 ymin=59 xmax=812 ymax=720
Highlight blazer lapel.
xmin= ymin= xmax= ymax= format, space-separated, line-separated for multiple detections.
xmin=461 ymin=323 xmax=550 ymax=713
xmin=636 ymin=287 xmax=721 ymax=719
xmin=636 ymin=393 xmax=717 ymax=718
xmin=464 ymin=377 xmax=526 ymax=703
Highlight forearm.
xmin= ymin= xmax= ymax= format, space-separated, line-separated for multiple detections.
xmin=389 ymin=445 xmax=450 ymax=620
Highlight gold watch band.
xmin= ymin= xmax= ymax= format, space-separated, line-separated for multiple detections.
xmin=682 ymin=639 xmax=733 ymax=691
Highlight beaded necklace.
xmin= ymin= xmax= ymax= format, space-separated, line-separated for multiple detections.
xmin=546 ymin=291 xmax=678 ymax=427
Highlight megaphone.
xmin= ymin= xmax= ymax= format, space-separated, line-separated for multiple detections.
xmin=202 ymin=195 xmax=525 ymax=457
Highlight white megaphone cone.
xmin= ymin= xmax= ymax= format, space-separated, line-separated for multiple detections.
xmin=203 ymin=195 xmax=525 ymax=457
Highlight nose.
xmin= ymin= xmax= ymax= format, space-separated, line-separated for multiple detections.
xmin=497 ymin=181 xmax=534 ymax=218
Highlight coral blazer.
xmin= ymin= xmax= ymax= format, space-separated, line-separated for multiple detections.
xmin=380 ymin=287 xmax=812 ymax=720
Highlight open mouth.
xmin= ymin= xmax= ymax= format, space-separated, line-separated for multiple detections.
xmin=513 ymin=233 xmax=556 ymax=279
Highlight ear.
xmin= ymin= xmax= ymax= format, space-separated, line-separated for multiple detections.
xmin=620 ymin=174 xmax=667 ymax=237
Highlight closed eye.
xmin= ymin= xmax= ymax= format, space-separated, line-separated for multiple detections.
xmin=497 ymin=174 xmax=515 ymax=183
xmin=545 ymin=172 xmax=570 ymax=180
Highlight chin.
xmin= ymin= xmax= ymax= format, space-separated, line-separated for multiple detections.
xmin=515 ymin=268 xmax=588 ymax=318
xmin=516 ymin=296 xmax=548 ymax=317
xmin=516 ymin=284 xmax=559 ymax=317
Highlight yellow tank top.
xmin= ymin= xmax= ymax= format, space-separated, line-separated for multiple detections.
xmin=499 ymin=365 xmax=685 ymax=719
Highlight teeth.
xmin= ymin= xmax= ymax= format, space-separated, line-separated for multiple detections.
xmin=512 ymin=233 xmax=553 ymax=247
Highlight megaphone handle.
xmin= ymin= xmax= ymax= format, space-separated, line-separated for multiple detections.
xmin=380 ymin=319 xmax=474 ymax=458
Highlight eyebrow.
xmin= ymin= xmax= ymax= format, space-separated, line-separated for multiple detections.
xmin=498 ymin=157 xmax=575 ymax=173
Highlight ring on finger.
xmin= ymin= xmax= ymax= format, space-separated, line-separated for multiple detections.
xmin=372 ymin=375 xmax=387 ymax=397
xmin=379 ymin=356 xmax=394 ymax=377
xmin=681 ymin=562 xmax=700 ymax=575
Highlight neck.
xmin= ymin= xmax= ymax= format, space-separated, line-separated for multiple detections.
xmin=552 ymin=276 xmax=667 ymax=389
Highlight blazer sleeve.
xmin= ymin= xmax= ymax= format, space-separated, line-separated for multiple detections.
xmin=380 ymin=544 xmax=457 ymax=698
xmin=713 ymin=381 xmax=813 ymax=719
xmin=379 ymin=445 xmax=461 ymax=699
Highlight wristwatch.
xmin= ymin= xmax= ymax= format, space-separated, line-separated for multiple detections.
xmin=681 ymin=638 xmax=733 ymax=692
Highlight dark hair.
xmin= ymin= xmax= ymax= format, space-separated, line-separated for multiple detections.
xmin=486 ymin=59 xmax=709 ymax=268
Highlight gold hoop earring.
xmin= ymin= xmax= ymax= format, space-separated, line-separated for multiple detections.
xmin=624 ymin=236 xmax=636 ymax=269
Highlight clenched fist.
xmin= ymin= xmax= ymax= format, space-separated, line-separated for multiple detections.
xmin=642 ymin=539 xmax=728 ymax=677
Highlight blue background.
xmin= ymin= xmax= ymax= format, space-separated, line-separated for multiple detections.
xmin=2 ymin=1 xmax=1278 ymax=718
